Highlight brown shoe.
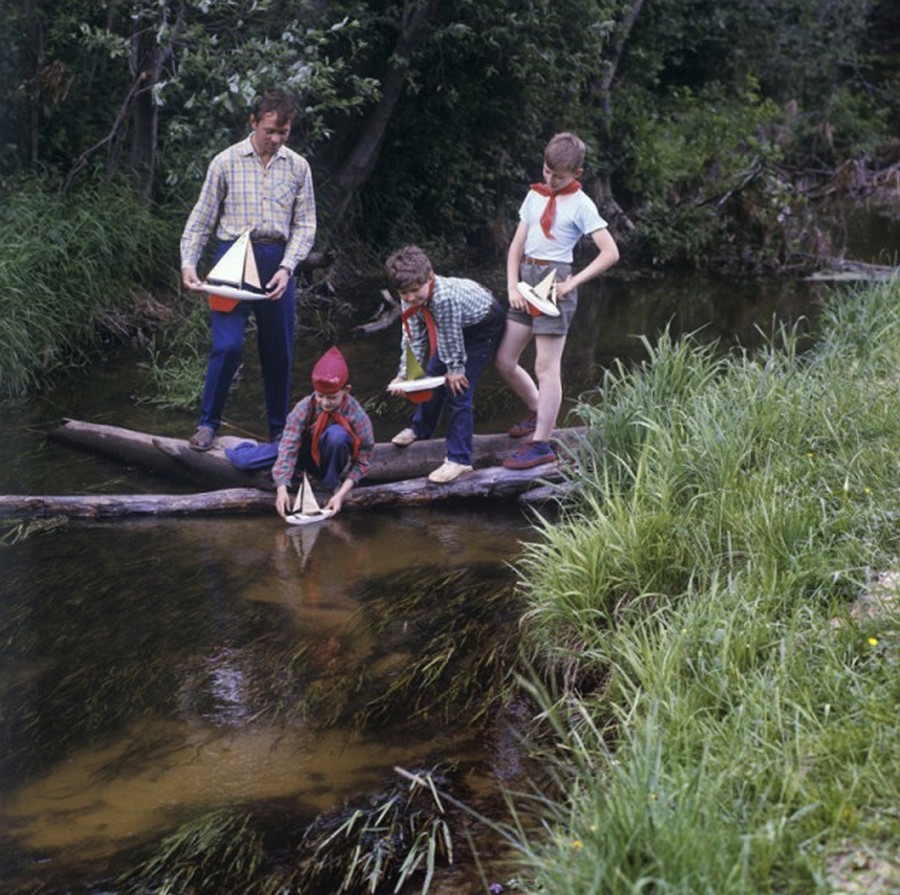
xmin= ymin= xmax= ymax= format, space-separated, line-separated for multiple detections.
xmin=507 ymin=412 xmax=537 ymax=438
xmin=189 ymin=425 xmax=216 ymax=451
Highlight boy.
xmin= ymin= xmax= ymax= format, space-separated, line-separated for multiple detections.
xmin=181 ymin=89 xmax=316 ymax=452
xmin=386 ymin=245 xmax=505 ymax=484
xmin=496 ymin=132 xmax=619 ymax=468
xmin=272 ymin=347 xmax=374 ymax=517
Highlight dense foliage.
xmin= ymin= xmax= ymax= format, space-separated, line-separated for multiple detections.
xmin=0 ymin=0 xmax=897 ymax=395
xmin=2 ymin=0 xmax=897 ymax=257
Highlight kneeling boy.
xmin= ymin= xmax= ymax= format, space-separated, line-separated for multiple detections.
xmin=272 ymin=347 xmax=374 ymax=517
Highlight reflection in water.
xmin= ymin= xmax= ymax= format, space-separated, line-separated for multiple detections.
xmin=0 ymin=272 xmax=828 ymax=891
xmin=0 ymin=509 xmax=532 ymax=891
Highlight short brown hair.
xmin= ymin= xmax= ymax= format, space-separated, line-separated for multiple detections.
xmin=544 ymin=132 xmax=585 ymax=173
xmin=252 ymin=90 xmax=296 ymax=126
xmin=385 ymin=245 xmax=433 ymax=292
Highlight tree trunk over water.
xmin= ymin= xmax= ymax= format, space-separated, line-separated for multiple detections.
xmin=0 ymin=466 xmax=564 ymax=521
xmin=48 ymin=419 xmax=586 ymax=488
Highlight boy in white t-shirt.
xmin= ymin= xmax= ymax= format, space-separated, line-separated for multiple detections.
xmin=495 ymin=132 xmax=619 ymax=469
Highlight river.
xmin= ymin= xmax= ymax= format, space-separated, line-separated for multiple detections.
xmin=0 ymin=263 xmax=840 ymax=893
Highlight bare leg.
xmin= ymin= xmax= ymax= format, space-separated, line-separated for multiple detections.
xmin=494 ymin=320 xmax=538 ymax=410
xmin=532 ymin=333 xmax=566 ymax=442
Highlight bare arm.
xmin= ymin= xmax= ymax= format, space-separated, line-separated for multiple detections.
xmin=506 ymin=221 xmax=529 ymax=311
xmin=556 ymin=228 xmax=619 ymax=298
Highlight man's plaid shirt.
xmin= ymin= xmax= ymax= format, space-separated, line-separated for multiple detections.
xmin=180 ymin=135 xmax=316 ymax=272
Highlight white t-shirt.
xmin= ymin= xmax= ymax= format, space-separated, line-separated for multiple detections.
xmin=520 ymin=187 xmax=607 ymax=263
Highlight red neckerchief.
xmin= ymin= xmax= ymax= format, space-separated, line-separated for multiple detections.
xmin=400 ymin=276 xmax=438 ymax=360
xmin=309 ymin=396 xmax=360 ymax=467
xmin=530 ymin=180 xmax=581 ymax=239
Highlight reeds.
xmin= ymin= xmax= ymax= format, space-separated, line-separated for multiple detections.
xmin=0 ymin=176 xmax=177 ymax=397
xmin=511 ymin=279 xmax=900 ymax=893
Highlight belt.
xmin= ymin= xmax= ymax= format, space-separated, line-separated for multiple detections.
xmin=523 ymin=256 xmax=553 ymax=266
xmin=252 ymin=235 xmax=286 ymax=245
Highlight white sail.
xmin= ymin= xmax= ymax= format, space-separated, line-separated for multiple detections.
xmin=207 ymin=231 xmax=250 ymax=287
xmin=517 ymin=268 xmax=560 ymax=316
xmin=533 ymin=269 xmax=557 ymax=303
xmin=242 ymin=238 xmax=262 ymax=290
xmin=292 ymin=473 xmax=323 ymax=516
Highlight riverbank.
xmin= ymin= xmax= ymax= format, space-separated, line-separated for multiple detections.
xmin=508 ymin=278 xmax=899 ymax=893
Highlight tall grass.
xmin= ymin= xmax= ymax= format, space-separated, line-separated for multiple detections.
xmin=0 ymin=175 xmax=178 ymax=397
xmin=511 ymin=279 xmax=900 ymax=893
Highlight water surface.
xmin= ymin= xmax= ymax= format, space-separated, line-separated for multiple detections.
xmin=0 ymin=269 xmax=827 ymax=891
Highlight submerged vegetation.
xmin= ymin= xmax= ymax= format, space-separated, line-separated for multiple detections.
xmin=509 ymin=277 xmax=900 ymax=893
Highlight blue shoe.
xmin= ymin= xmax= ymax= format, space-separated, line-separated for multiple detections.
xmin=503 ymin=440 xmax=556 ymax=469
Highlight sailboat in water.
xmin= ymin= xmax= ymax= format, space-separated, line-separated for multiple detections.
xmin=285 ymin=472 xmax=333 ymax=526
xmin=199 ymin=231 xmax=271 ymax=305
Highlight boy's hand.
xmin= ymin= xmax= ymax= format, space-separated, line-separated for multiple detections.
xmin=275 ymin=485 xmax=291 ymax=518
xmin=446 ymin=372 xmax=468 ymax=395
xmin=556 ymin=275 xmax=576 ymax=299
xmin=387 ymin=377 xmax=407 ymax=395
xmin=508 ymin=285 xmax=527 ymax=312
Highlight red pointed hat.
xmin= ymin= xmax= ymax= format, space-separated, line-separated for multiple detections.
xmin=311 ymin=346 xmax=349 ymax=394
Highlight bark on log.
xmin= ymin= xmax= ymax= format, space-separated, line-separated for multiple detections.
xmin=0 ymin=489 xmax=272 ymax=520
xmin=49 ymin=418 xmax=586 ymax=488
xmin=0 ymin=467 xmax=564 ymax=521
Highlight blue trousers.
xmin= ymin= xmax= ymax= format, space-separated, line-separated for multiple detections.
xmin=411 ymin=299 xmax=505 ymax=465
xmin=198 ymin=240 xmax=295 ymax=439
xmin=297 ymin=423 xmax=352 ymax=491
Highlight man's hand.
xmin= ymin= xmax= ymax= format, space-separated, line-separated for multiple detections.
xmin=265 ymin=267 xmax=291 ymax=300
xmin=182 ymin=266 xmax=203 ymax=291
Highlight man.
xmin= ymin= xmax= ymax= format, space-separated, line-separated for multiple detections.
xmin=180 ymin=90 xmax=316 ymax=451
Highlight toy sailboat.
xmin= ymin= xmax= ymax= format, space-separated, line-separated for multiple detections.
xmin=285 ymin=472 xmax=333 ymax=526
xmin=517 ymin=268 xmax=561 ymax=317
xmin=199 ymin=231 xmax=271 ymax=303
xmin=388 ymin=345 xmax=445 ymax=402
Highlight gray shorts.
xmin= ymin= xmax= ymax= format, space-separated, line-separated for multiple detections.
xmin=507 ymin=260 xmax=577 ymax=335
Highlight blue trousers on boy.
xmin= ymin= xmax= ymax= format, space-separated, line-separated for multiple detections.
xmin=297 ymin=423 xmax=353 ymax=491
xmin=198 ymin=240 xmax=295 ymax=439
xmin=409 ymin=299 xmax=505 ymax=465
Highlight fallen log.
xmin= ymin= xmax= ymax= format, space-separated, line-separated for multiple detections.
xmin=350 ymin=289 xmax=402 ymax=336
xmin=0 ymin=466 xmax=564 ymax=521
xmin=49 ymin=418 xmax=586 ymax=488
xmin=0 ymin=489 xmax=272 ymax=520
xmin=805 ymin=259 xmax=897 ymax=282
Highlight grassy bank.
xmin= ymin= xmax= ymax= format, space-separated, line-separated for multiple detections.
xmin=0 ymin=177 xmax=178 ymax=397
xmin=512 ymin=279 xmax=900 ymax=893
